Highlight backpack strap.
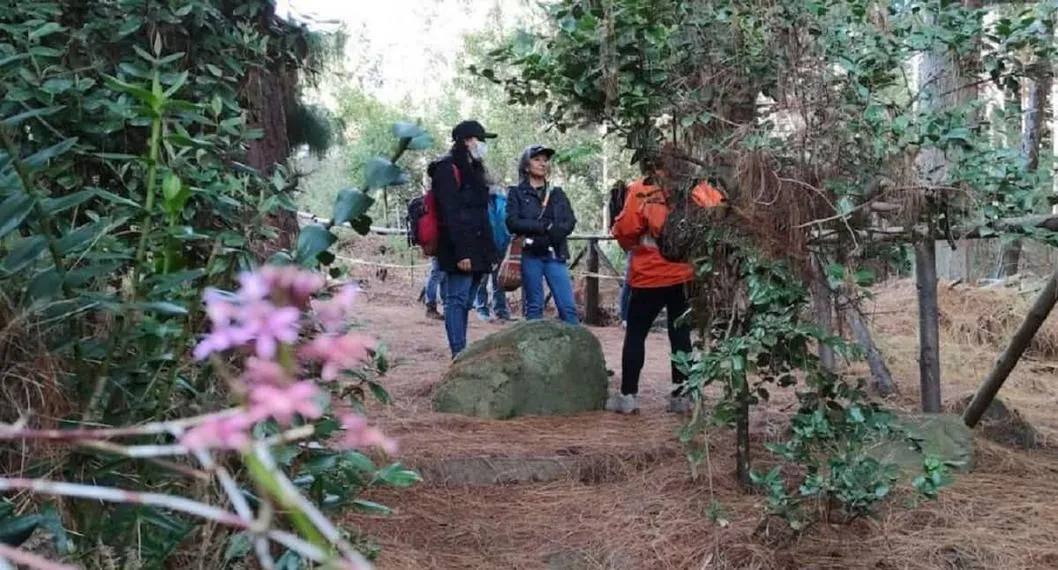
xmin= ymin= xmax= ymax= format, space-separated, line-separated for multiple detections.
xmin=452 ymin=164 xmax=462 ymax=188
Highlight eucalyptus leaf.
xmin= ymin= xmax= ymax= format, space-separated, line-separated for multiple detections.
xmin=294 ymin=224 xmax=337 ymax=266
xmin=332 ymin=187 xmax=373 ymax=225
xmin=364 ymin=157 xmax=403 ymax=189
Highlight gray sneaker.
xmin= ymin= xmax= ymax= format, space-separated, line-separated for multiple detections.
xmin=666 ymin=395 xmax=692 ymax=415
xmin=605 ymin=393 xmax=638 ymax=414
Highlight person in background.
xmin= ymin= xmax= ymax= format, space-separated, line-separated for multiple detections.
xmin=608 ymin=180 xmax=631 ymax=327
xmin=423 ymin=256 xmax=446 ymax=320
xmin=473 ymin=172 xmax=513 ymax=321
xmin=429 ymin=120 xmax=498 ymax=358
xmin=607 ymin=155 xmax=723 ymax=415
xmin=506 ymin=144 xmax=579 ymax=324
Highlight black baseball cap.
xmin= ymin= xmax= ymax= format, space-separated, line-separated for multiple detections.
xmin=451 ymin=120 xmax=498 ymax=142
xmin=526 ymin=144 xmax=555 ymax=159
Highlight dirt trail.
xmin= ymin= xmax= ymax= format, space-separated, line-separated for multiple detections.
xmin=343 ymin=271 xmax=1058 ymax=570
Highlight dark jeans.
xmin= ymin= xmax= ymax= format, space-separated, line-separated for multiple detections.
xmin=621 ymin=283 xmax=692 ymax=396
xmin=444 ymin=271 xmax=485 ymax=357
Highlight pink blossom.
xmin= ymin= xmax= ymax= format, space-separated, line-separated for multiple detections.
xmin=182 ymin=414 xmax=253 ymax=450
xmin=237 ymin=272 xmax=270 ymax=302
xmin=311 ymin=284 xmax=361 ymax=333
xmin=337 ymin=413 xmax=397 ymax=454
xmin=238 ymin=301 xmax=301 ymax=359
xmin=261 ymin=265 xmax=326 ymax=306
xmin=299 ymin=333 xmax=376 ymax=381
xmin=249 ymin=381 xmax=324 ymax=425
xmin=243 ymin=356 xmax=291 ymax=387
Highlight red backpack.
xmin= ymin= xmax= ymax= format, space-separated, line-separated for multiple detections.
xmin=411 ymin=164 xmax=461 ymax=257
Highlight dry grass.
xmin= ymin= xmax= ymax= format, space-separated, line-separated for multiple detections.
xmin=338 ymin=278 xmax=1058 ymax=569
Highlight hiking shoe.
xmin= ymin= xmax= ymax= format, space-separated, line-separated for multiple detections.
xmin=666 ymin=395 xmax=692 ymax=415
xmin=425 ymin=305 xmax=443 ymax=321
xmin=605 ymin=393 xmax=638 ymax=415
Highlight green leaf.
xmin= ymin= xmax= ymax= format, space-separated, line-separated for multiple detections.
xmin=44 ymin=190 xmax=97 ymax=215
xmin=29 ymin=22 xmax=65 ymax=40
xmin=102 ymin=74 xmax=157 ymax=107
xmin=41 ymin=78 xmax=74 ymax=95
xmin=364 ymin=157 xmax=403 ymax=189
xmin=134 ymin=301 xmax=188 ymax=316
xmin=0 ymin=511 xmax=40 ymax=548
xmin=118 ymin=17 xmax=142 ymax=37
xmin=368 ymin=382 xmax=392 ymax=405
xmin=294 ymin=224 xmax=337 ymax=266
xmin=377 ymin=464 xmax=421 ymax=488
xmin=349 ymin=214 xmax=373 ymax=235
xmin=224 ymin=531 xmax=253 ymax=562
xmin=393 ymin=121 xmax=427 ymax=139
xmin=343 ymin=451 xmax=376 ymax=474
xmin=0 ymin=193 xmax=34 ymax=240
xmin=24 ymin=138 xmax=79 ymax=170
xmin=407 ymin=133 xmax=434 ymax=150
xmin=351 ymin=499 xmax=392 ymax=516
xmin=57 ymin=220 xmax=110 ymax=254
xmin=38 ymin=504 xmax=73 ymax=555
xmin=274 ymin=550 xmax=302 ymax=570
xmin=1 ymin=235 xmax=48 ymax=275
xmin=0 ymin=106 xmax=64 ymax=128
xmin=163 ymin=71 xmax=189 ymax=98
xmin=332 ymin=187 xmax=374 ymax=226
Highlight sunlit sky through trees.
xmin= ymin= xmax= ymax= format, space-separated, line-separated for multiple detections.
xmin=279 ymin=0 xmax=531 ymax=108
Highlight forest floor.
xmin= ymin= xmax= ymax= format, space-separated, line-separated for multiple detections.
xmin=336 ymin=235 xmax=1058 ymax=570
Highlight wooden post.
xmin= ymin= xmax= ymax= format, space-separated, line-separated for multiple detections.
xmin=915 ymin=239 xmax=942 ymax=412
xmin=964 ymin=268 xmax=1058 ymax=427
xmin=585 ymin=239 xmax=601 ymax=325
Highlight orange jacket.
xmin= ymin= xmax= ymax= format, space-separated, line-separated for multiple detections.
xmin=611 ymin=177 xmax=723 ymax=289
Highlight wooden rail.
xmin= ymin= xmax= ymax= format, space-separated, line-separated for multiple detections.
xmin=297 ymin=211 xmax=620 ymax=324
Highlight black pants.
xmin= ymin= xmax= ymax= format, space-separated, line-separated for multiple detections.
xmin=621 ymin=283 xmax=692 ymax=396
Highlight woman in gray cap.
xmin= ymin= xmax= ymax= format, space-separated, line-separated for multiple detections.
xmin=505 ymin=144 xmax=579 ymax=324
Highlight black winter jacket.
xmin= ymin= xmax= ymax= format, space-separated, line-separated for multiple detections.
xmin=506 ymin=181 xmax=577 ymax=260
xmin=428 ymin=152 xmax=497 ymax=274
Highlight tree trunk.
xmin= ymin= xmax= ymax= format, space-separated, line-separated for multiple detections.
xmin=996 ymin=32 xmax=1052 ymax=278
xmin=964 ymin=266 xmax=1058 ymax=427
xmin=810 ymin=258 xmax=836 ymax=371
xmin=915 ymin=238 xmax=942 ymax=412
xmin=838 ymin=288 xmax=898 ymax=396
xmin=243 ymin=3 xmax=298 ymax=257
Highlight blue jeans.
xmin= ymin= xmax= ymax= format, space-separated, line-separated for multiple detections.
xmin=444 ymin=271 xmax=485 ymax=357
xmin=521 ymin=253 xmax=579 ymax=324
xmin=473 ymin=269 xmax=510 ymax=318
xmin=619 ymin=255 xmax=632 ymax=321
xmin=425 ymin=257 xmax=446 ymax=307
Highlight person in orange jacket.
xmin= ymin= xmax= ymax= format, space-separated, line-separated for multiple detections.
xmin=606 ymin=162 xmax=723 ymax=414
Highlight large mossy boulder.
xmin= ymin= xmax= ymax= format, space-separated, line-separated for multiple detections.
xmin=867 ymin=413 xmax=976 ymax=476
xmin=432 ymin=320 xmax=608 ymax=419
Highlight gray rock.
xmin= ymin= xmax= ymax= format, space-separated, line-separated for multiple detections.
xmin=948 ymin=393 xmax=1039 ymax=450
xmin=867 ymin=413 xmax=976 ymax=476
xmin=432 ymin=320 xmax=609 ymax=419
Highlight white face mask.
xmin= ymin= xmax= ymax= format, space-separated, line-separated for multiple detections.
xmin=469 ymin=141 xmax=488 ymax=161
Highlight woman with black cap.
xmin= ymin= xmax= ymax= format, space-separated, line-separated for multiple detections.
xmin=505 ymin=144 xmax=579 ymax=324
xmin=428 ymin=119 xmax=499 ymax=357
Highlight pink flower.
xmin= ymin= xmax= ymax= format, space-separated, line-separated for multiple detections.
xmin=299 ymin=333 xmax=376 ymax=381
xmin=337 ymin=413 xmax=397 ymax=454
xmin=249 ymin=381 xmax=324 ymax=425
xmin=261 ymin=265 xmax=325 ymax=306
xmin=182 ymin=414 xmax=254 ymax=450
xmin=238 ymin=301 xmax=301 ymax=359
xmin=311 ymin=284 xmax=361 ymax=333
xmin=243 ymin=357 xmax=291 ymax=387
xmin=237 ymin=272 xmax=270 ymax=302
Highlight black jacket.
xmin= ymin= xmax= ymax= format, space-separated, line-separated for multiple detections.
xmin=428 ymin=152 xmax=496 ymax=273
xmin=506 ymin=180 xmax=576 ymax=260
